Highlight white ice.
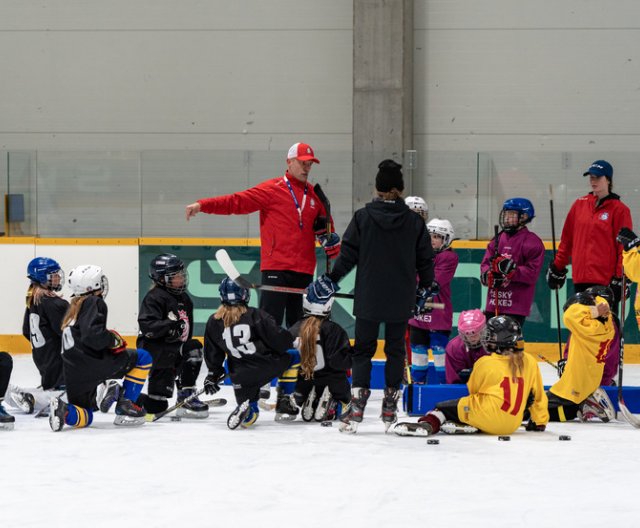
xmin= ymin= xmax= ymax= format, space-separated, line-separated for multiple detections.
xmin=3 ymin=355 xmax=640 ymax=528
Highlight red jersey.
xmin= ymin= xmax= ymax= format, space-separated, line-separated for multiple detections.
xmin=198 ymin=173 xmax=327 ymax=275
xmin=553 ymin=193 xmax=632 ymax=284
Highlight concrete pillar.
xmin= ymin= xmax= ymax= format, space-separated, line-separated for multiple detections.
xmin=353 ymin=0 xmax=413 ymax=211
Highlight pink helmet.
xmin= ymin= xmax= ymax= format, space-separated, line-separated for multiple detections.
xmin=457 ymin=309 xmax=486 ymax=349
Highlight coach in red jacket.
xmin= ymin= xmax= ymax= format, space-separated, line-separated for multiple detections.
xmin=547 ymin=160 xmax=632 ymax=313
xmin=185 ymin=143 xmax=340 ymax=327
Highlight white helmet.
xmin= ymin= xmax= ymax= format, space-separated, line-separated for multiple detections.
xmin=427 ymin=219 xmax=455 ymax=251
xmin=405 ymin=196 xmax=428 ymax=221
xmin=68 ymin=264 xmax=109 ymax=298
xmin=302 ymin=293 xmax=334 ymax=318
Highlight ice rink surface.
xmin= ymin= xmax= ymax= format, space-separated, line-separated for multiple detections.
xmin=3 ymin=355 xmax=640 ymax=528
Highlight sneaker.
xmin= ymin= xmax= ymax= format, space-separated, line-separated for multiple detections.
xmin=49 ymin=397 xmax=67 ymax=432
xmin=275 ymin=388 xmax=299 ymax=422
xmin=114 ymin=396 xmax=146 ymax=427
xmin=97 ymin=380 xmax=121 ymax=413
xmin=381 ymin=387 xmax=402 ymax=431
xmin=241 ymin=402 xmax=260 ymax=429
xmin=8 ymin=389 xmax=35 ymax=414
xmin=176 ymin=388 xmax=209 ymax=419
xmin=578 ymin=388 xmax=615 ymax=423
xmin=228 ymin=400 xmax=251 ymax=430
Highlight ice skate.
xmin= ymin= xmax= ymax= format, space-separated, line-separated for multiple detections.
xmin=114 ymin=396 xmax=146 ymax=427
xmin=440 ymin=421 xmax=479 ymax=435
xmin=259 ymin=383 xmax=271 ymax=401
xmin=275 ymin=387 xmax=299 ymax=422
xmin=8 ymin=388 xmax=35 ymax=414
xmin=175 ymin=387 xmax=209 ymax=419
xmin=228 ymin=400 xmax=251 ymax=430
xmin=314 ymin=386 xmax=336 ymax=422
xmin=578 ymin=388 xmax=615 ymax=423
xmin=394 ymin=421 xmax=433 ymax=437
xmin=241 ymin=402 xmax=260 ymax=429
xmin=49 ymin=397 xmax=67 ymax=432
xmin=96 ymin=380 xmax=121 ymax=413
xmin=300 ymin=387 xmax=317 ymax=422
xmin=381 ymin=387 xmax=402 ymax=432
xmin=338 ymin=387 xmax=371 ymax=434
xmin=0 ymin=401 xmax=15 ymax=431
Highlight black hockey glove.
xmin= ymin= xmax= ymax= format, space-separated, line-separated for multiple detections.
xmin=609 ymin=276 xmax=631 ymax=304
xmin=306 ymin=274 xmax=339 ymax=304
xmin=556 ymin=358 xmax=566 ymax=377
xmin=204 ymin=371 xmax=226 ymax=395
xmin=525 ymin=419 xmax=546 ymax=432
xmin=546 ymin=263 xmax=567 ymax=290
xmin=415 ymin=281 xmax=440 ymax=316
xmin=458 ymin=369 xmax=472 ymax=383
xmin=617 ymin=227 xmax=640 ymax=251
xmin=167 ymin=319 xmax=186 ymax=342
xmin=481 ymin=270 xmax=506 ymax=289
xmin=491 ymin=255 xmax=517 ymax=278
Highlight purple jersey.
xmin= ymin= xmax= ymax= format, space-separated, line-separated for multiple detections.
xmin=481 ymin=227 xmax=545 ymax=317
xmin=444 ymin=335 xmax=490 ymax=384
xmin=410 ymin=248 xmax=458 ymax=331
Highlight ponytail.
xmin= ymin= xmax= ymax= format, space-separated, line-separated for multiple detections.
xmin=299 ymin=316 xmax=323 ymax=380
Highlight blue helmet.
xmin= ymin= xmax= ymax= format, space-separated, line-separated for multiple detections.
xmin=219 ymin=277 xmax=250 ymax=306
xmin=500 ymin=198 xmax=535 ymax=233
xmin=27 ymin=257 xmax=64 ymax=291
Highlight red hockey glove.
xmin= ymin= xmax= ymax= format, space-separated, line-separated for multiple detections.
xmin=491 ymin=255 xmax=516 ymax=286
xmin=318 ymin=232 xmax=341 ymax=259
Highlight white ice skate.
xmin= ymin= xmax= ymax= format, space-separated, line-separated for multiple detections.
xmin=578 ymin=388 xmax=615 ymax=423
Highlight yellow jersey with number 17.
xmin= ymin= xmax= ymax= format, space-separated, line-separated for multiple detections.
xmin=457 ymin=352 xmax=548 ymax=435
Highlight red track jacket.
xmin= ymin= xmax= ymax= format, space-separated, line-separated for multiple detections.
xmin=198 ymin=173 xmax=327 ymax=275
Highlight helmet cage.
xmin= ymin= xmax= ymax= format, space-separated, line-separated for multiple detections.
xmin=481 ymin=315 xmax=523 ymax=354
xmin=27 ymin=258 xmax=64 ymax=292
xmin=499 ymin=198 xmax=535 ymax=234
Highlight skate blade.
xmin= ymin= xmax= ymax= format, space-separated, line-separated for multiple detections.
xmin=393 ymin=423 xmax=431 ymax=437
xmin=175 ymin=408 xmax=209 ymax=419
xmin=274 ymin=413 xmax=297 ymax=422
xmin=228 ymin=401 xmax=251 ymax=430
xmin=0 ymin=422 xmax=15 ymax=431
xmin=113 ymin=415 xmax=146 ymax=427
xmin=339 ymin=421 xmax=358 ymax=434
xmin=440 ymin=421 xmax=479 ymax=435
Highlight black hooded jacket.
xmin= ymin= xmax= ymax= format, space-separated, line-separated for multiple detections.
xmin=328 ymin=198 xmax=435 ymax=322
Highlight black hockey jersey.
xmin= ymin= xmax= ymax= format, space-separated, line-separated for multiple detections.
xmin=137 ymin=286 xmax=194 ymax=368
xmin=288 ymin=318 xmax=352 ymax=375
xmin=22 ymin=295 xmax=68 ymax=390
xmin=204 ymin=307 xmax=294 ymax=385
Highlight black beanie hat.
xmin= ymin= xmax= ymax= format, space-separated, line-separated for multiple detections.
xmin=376 ymin=159 xmax=404 ymax=193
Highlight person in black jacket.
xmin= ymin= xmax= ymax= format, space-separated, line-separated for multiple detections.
xmin=8 ymin=258 xmax=68 ymax=415
xmin=131 ymin=254 xmax=209 ymax=419
xmin=49 ymin=265 xmax=153 ymax=431
xmin=203 ymin=278 xmax=298 ymax=429
xmin=307 ymin=159 xmax=437 ymax=433
xmin=287 ymin=294 xmax=353 ymax=422
xmin=0 ymin=352 xmax=16 ymax=430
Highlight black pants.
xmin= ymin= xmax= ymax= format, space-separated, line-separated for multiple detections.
xmin=352 ymin=318 xmax=407 ymax=390
xmin=546 ymin=390 xmax=580 ymax=422
xmin=295 ymin=371 xmax=351 ymax=404
xmin=434 ymin=398 xmax=462 ymax=422
xmin=260 ymin=270 xmax=313 ymax=328
xmin=0 ymin=352 xmax=13 ymax=397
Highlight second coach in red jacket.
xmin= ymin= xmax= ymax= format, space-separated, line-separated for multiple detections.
xmin=185 ymin=143 xmax=340 ymax=327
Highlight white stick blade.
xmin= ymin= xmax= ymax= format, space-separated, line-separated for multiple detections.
xmin=215 ymin=249 xmax=240 ymax=281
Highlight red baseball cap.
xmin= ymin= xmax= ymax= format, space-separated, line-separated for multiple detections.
xmin=287 ymin=142 xmax=319 ymax=164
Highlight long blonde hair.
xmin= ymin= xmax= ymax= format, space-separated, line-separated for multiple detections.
xmin=214 ymin=304 xmax=247 ymax=328
xmin=26 ymin=284 xmax=59 ymax=308
xmin=506 ymin=350 xmax=525 ymax=382
xmin=62 ymin=295 xmax=91 ymax=329
xmin=298 ymin=316 xmax=323 ymax=380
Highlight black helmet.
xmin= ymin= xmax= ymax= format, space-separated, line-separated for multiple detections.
xmin=481 ymin=315 xmax=523 ymax=354
xmin=149 ymin=253 xmax=188 ymax=294
xmin=563 ymin=292 xmax=596 ymax=312
xmin=584 ymin=285 xmax=614 ymax=307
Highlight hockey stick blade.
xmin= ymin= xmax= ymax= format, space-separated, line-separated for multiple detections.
xmin=618 ymin=399 xmax=640 ymax=428
xmin=200 ymin=397 xmax=227 ymax=407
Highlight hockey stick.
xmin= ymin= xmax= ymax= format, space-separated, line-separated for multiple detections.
xmin=215 ymin=248 xmax=446 ymax=309
xmin=152 ymin=380 xmax=221 ymax=422
xmin=617 ymin=272 xmax=640 ymax=427
xmin=549 ymin=185 xmax=564 ymax=364
xmin=200 ymin=397 xmax=227 ymax=407
xmin=493 ymin=225 xmax=500 ymax=316
xmin=313 ymin=183 xmax=333 ymax=274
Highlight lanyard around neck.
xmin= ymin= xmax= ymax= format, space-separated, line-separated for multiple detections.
xmin=283 ymin=175 xmax=308 ymax=230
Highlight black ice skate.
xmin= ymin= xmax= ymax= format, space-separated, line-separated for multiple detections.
xmin=275 ymin=387 xmax=299 ymax=422
xmin=381 ymin=387 xmax=402 ymax=432
xmin=97 ymin=379 xmax=121 ymax=413
xmin=49 ymin=397 xmax=67 ymax=432
xmin=176 ymin=387 xmax=210 ymax=419
xmin=0 ymin=400 xmax=15 ymax=431
xmin=114 ymin=396 xmax=146 ymax=427
xmin=338 ymin=388 xmax=371 ymax=434
xmin=227 ymin=400 xmax=251 ymax=430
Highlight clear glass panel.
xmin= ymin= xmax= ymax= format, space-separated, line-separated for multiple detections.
xmin=6 ymin=151 xmax=36 ymax=237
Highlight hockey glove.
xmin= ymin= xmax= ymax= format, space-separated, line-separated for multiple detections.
xmin=109 ymin=330 xmax=127 ymax=354
xmin=204 ymin=370 xmax=226 ymax=395
xmin=167 ymin=318 xmax=186 ymax=342
xmin=415 ymin=281 xmax=440 ymax=316
xmin=525 ymin=419 xmax=546 ymax=432
xmin=556 ymin=358 xmax=567 ymax=377
xmin=609 ymin=276 xmax=631 ymax=303
xmin=481 ymin=270 xmax=506 ymax=289
xmin=491 ymin=255 xmax=517 ymax=285
xmin=306 ymin=274 xmax=339 ymax=304
xmin=458 ymin=368 xmax=472 ymax=383
xmin=318 ymin=232 xmax=341 ymax=259
xmin=546 ymin=263 xmax=567 ymax=290
xmin=617 ymin=227 xmax=640 ymax=251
